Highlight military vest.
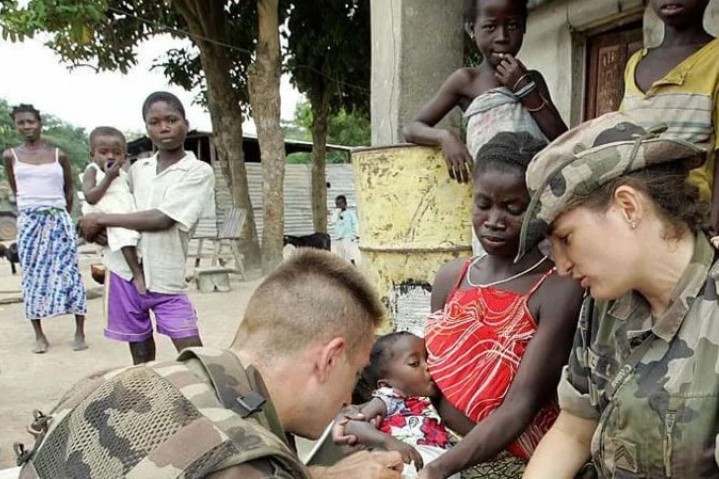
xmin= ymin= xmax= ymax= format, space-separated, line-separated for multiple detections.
xmin=16 ymin=348 xmax=310 ymax=479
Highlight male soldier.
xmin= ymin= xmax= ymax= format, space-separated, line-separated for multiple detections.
xmin=16 ymin=249 xmax=403 ymax=478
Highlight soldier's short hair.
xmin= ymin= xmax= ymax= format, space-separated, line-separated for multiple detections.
xmin=233 ymin=249 xmax=385 ymax=359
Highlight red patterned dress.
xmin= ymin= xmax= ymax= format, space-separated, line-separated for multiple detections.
xmin=425 ymin=258 xmax=558 ymax=467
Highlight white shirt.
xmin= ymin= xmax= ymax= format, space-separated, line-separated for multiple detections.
xmin=81 ymin=163 xmax=139 ymax=281
xmin=128 ymin=151 xmax=215 ymax=293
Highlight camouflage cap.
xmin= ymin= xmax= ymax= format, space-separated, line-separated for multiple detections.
xmin=516 ymin=112 xmax=706 ymax=261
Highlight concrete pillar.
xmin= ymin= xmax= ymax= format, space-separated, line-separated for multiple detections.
xmin=645 ymin=0 xmax=719 ymax=47
xmin=370 ymin=0 xmax=464 ymax=146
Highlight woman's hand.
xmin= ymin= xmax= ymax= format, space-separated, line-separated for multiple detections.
xmin=494 ymin=53 xmax=529 ymax=92
xmin=439 ymin=130 xmax=473 ymax=183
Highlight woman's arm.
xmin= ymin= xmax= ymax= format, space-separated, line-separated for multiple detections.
xmin=403 ymin=69 xmax=474 ymax=183
xmin=59 ymin=151 xmax=74 ymax=213
xmin=522 ymin=411 xmax=597 ymax=479
xmin=2 ymin=150 xmax=17 ymax=196
xmin=422 ymin=275 xmax=584 ymax=477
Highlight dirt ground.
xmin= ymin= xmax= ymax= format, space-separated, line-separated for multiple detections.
xmin=0 ymin=248 xmax=265 ymax=468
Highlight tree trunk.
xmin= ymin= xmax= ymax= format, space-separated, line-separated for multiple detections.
xmin=173 ymin=0 xmax=261 ymax=268
xmin=310 ymin=90 xmax=330 ymax=233
xmin=248 ymin=0 xmax=285 ymax=274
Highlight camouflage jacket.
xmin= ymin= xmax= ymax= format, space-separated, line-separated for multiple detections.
xmin=558 ymin=233 xmax=719 ymax=478
xmin=18 ymin=348 xmax=311 ymax=479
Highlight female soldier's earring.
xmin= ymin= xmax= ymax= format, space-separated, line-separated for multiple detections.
xmin=630 ymin=221 xmax=637 ymax=229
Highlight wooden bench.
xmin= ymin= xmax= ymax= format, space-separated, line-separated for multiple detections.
xmin=191 ymin=207 xmax=247 ymax=283
xmin=194 ymin=266 xmax=238 ymax=293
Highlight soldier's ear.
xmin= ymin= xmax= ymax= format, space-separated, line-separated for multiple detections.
xmin=316 ymin=337 xmax=347 ymax=383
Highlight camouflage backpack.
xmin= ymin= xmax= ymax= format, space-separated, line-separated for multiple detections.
xmin=15 ymin=348 xmax=310 ymax=479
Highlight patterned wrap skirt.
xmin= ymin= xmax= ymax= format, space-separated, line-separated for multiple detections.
xmin=17 ymin=207 xmax=87 ymax=319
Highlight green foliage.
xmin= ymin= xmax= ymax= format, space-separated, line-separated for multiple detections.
xmin=285 ymin=152 xmax=310 ymax=164
xmin=0 ymin=98 xmax=90 ymax=183
xmin=287 ymin=100 xmax=368 ymax=164
xmin=0 ymin=0 xmax=259 ymax=115
xmin=291 ymin=101 xmax=369 ymax=147
xmin=284 ymin=0 xmax=370 ymax=116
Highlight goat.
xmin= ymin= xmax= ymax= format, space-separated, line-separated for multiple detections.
xmin=283 ymin=233 xmax=331 ymax=251
xmin=0 ymin=242 xmax=19 ymax=275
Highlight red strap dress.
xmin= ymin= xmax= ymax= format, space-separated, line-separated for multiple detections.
xmin=425 ymin=258 xmax=558 ymax=461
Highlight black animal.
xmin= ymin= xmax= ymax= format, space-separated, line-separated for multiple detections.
xmin=0 ymin=242 xmax=19 ymax=275
xmin=283 ymin=233 xmax=331 ymax=251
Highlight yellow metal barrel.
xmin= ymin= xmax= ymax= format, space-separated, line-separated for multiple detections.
xmin=352 ymin=144 xmax=472 ymax=333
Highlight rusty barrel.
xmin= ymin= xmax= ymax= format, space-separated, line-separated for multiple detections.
xmin=352 ymin=144 xmax=472 ymax=333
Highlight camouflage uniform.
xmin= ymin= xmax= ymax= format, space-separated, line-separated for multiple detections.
xmin=17 ymin=348 xmax=310 ymax=479
xmin=514 ymin=113 xmax=719 ymax=477
xmin=560 ymin=233 xmax=719 ymax=477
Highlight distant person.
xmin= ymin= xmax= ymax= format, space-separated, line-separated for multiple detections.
xmin=333 ymin=194 xmax=360 ymax=265
xmin=81 ymin=127 xmax=145 ymax=295
xmin=403 ymin=0 xmax=567 ymax=255
xmin=16 ymin=249 xmax=403 ymax=479
xmin=79 ymin=92 xmax=214 ymax=365
xmin=2 ymin=104 xmax=87 ymax=354
xmin=620 ymin=0 xmax=718 ymax=229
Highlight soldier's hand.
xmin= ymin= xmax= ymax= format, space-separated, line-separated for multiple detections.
xmin=312 ymin=450 xmax=403 ymax=479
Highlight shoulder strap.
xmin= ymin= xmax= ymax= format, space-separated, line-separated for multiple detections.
xmin=55 ymin=148 xmax=59 ymax=163
xmin=177 ymin=348 xmax=274 ymax=431
xmin=454 ymin=257 xmax=476 ymax=290
xmin=604 ymin=332 xmax=656 ymax=398
xmin=175 ymin=348 xmax=310 ymax=478
xmin=10 ymin=148 xmax=19 ymax=163
xmin=526 ymin=265 xmax=556 ymax=297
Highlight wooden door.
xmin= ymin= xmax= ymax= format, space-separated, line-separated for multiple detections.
xmin=585 ymin=25 xmax=644 ymax=120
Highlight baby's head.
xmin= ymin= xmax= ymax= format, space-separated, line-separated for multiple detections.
xmin=89 ymin=126 xmax=127 ymax=171
xmin=354 ymin=332 xmax=436 ymax=403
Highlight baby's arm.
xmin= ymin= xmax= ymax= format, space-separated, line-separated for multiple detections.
xmin=344 ymin=398 xmax=389 ymax=449
xmin=82 ymin=161 xmax=123 ymax=205
xmin=345 ymin=398 xmax=424 ymax=469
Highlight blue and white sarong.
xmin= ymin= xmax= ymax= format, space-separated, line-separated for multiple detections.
xmin=17 ymin=207 xmax=87 ymax=320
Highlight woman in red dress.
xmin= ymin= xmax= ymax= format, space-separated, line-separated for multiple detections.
xmin=421 ymin=132 xmax=584 ymax=478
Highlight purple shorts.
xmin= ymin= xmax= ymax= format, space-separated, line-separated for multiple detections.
xmin=104 ymin=272 xmax=199 ymax=342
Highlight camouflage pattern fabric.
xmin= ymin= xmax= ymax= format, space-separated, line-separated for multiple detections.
xmin=19 ymin=348 xmax=310 ymax=479
xmin=459 ymin=450 xmax=525 ymax=479
xmin=558 ymin=233 xmax=719 ymax=477
xmin=516 ymin=111 xmax=706 ymax=260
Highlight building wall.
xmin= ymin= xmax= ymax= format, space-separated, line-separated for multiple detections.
xmin=522 ymin=0 xmax=719 ymax=127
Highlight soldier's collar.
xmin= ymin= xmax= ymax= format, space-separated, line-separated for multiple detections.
xmin=610 ymin=233 xmax=713 ymax=342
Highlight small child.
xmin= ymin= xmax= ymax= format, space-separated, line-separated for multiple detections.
xmin=348 ymin=332 xmax=459 ymax=479
xmin=82 ymin=127 xmax=145 ymax=294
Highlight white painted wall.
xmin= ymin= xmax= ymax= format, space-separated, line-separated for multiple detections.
xmin=521 ymin=0 xmax=719 ymax=127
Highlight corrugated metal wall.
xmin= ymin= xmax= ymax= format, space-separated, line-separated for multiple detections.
xmin=206 ymin=161 xmax=356 ymax=243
